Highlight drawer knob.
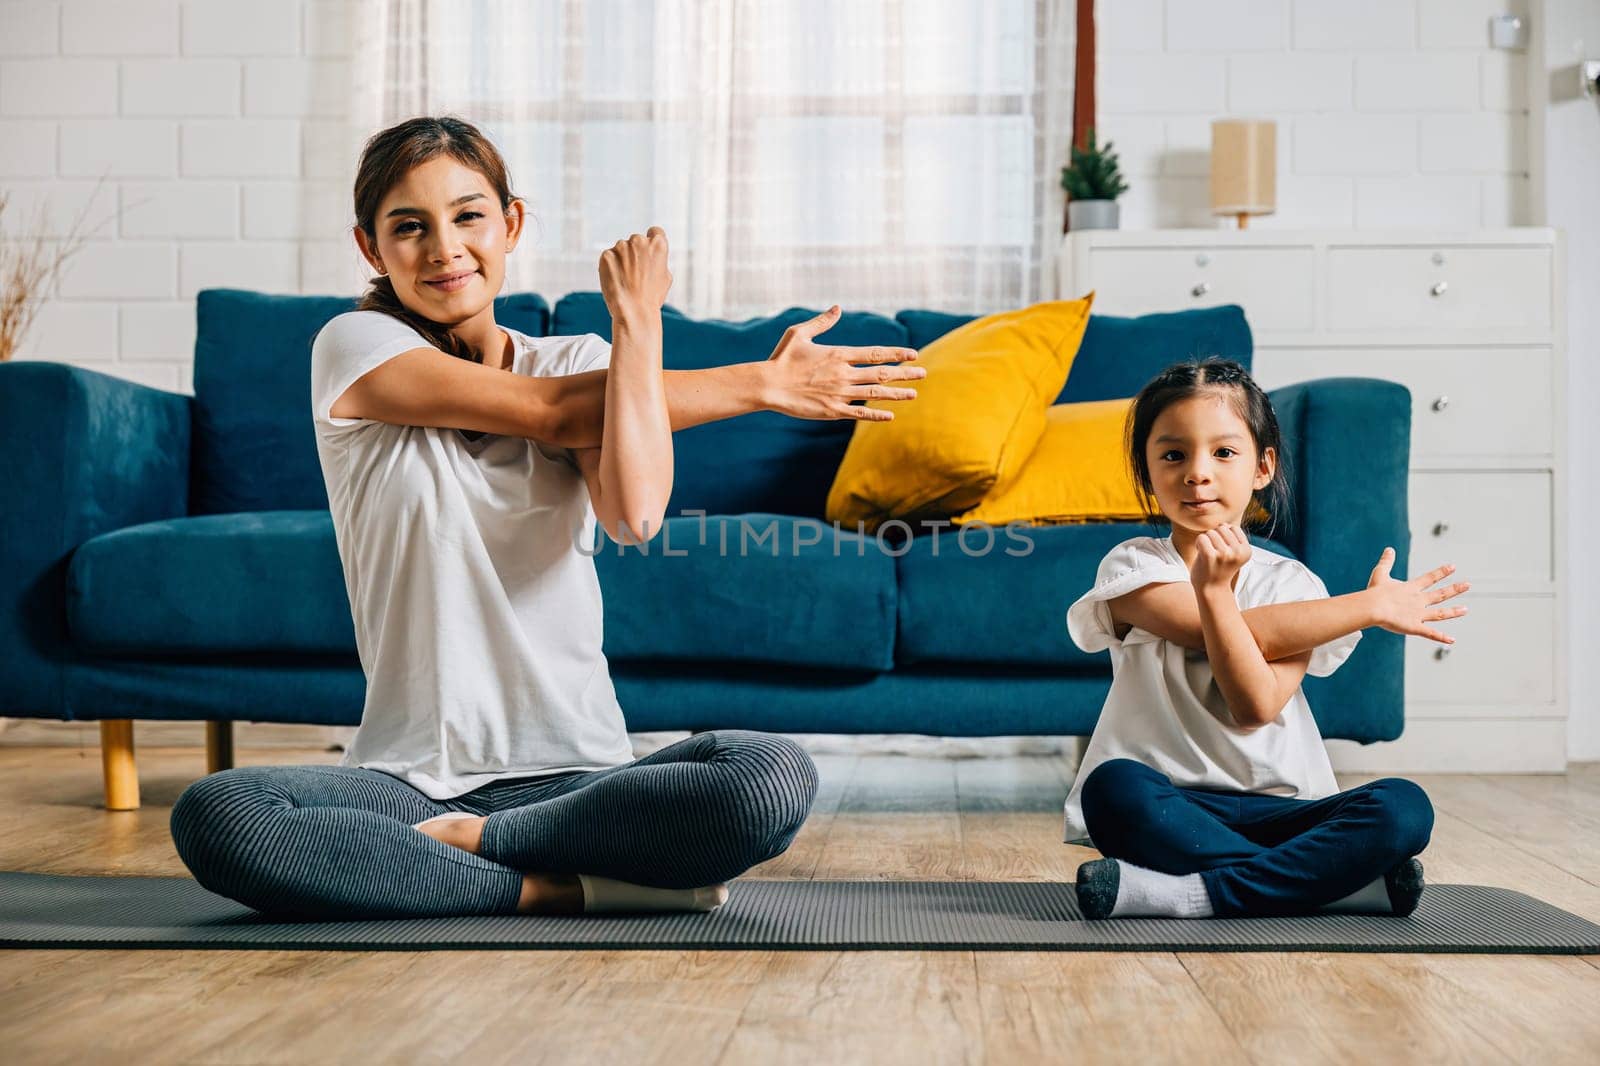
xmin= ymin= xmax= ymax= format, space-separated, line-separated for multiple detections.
xmin=1430 ymin=281 xmax=1449 ymax=297
xmin=1196 ymin=253 xmax=1211 ymax=267
xmin=1191 ymin=281 xmax=1211 ymax=298
xmin=1432 ymin=395 xmax=1450 ymax=412
xmin=1434 ymin=647 xmax=1452 ymax=660
xmin=1431 ymin=252 xmax=1445 ymax=266
xmin=1432 ymin=522 xmax=1450 ymax=536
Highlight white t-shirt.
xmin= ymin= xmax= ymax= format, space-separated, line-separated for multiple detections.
xmin=309 ymin=310 xmax=634 ymax=799
xmin=1061 ymin=534 xmax=1362 ymax=846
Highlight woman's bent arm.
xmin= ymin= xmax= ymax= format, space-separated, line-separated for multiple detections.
xmin=586 ymin=230 xmax=675 ymax=544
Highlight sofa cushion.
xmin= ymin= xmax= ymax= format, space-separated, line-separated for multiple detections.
xmin=825 ymin=297 xmax=1094 ymax=532
xmin=191 ymin=289 xmax=551 ymax=514
xmin=68 ymin=511 xmax=355 ymax=654
xmin=593 ymin=513 xmax=897 ymax=671
xmin=952 ymin=399 xmax=1148 ymax=526
xmin=68 ymin=510 xmax=897 ymax=671
xmin=893 ymin=522 xmax=1298 ymax=668
xmin=896 ymin=305 xmax=1253 ymax=404
xmin=553 ymin=292 xmax=909 ymax=519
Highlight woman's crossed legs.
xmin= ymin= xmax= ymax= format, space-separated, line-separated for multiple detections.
xmin=169 ymin=729 xmax=818 ymax=920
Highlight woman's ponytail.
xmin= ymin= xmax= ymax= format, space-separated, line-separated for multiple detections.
xmin=355 ymin=272 xmax=478 ymax=364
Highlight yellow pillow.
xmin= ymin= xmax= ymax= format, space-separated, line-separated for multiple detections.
xmin=825 ymin=294 xmax=1095 ymax=531
xmin=955 ymin=397 xmax=1274 ymax=527
xmin=954 ymin=398 xmax=1148 ymax=525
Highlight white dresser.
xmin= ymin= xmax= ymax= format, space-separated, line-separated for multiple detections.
xmin=1057 ymin=228 xmax=1567 ymax=772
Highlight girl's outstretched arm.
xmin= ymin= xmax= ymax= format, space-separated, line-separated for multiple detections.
xmin=1111 ymin=584 xmax=1372 ymax=659
xmin=1109 ymin=553 xmax=1469 ymax=659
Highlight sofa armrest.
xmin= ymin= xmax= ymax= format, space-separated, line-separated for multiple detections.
xmin=0 ymin=362 xmax=192 ymax=718
xmin=1267 ymin=377 xmax=1411 ymax=743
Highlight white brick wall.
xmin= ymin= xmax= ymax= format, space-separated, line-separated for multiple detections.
xmin=1100 ymin=0 xmax=1531 ymax=232
xmin=0 ymin=0 xmax=364 ymax=394
xmin=0 ymin=0 xmax=1535 ymax=393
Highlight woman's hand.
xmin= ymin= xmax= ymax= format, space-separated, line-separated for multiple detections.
xmin=1189 ymin=522 xmax=1252 ymax=592
xmin=761 ymin=305 xmax=926 ymax=422
xmin=599 ymin=226 xmax=672 ymax=326
xmin=1365 ymin=547 xmax=1470 ymax=644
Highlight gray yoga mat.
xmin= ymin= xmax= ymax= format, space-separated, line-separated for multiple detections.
xmin=3 ymin=872 xmax=1598 ymax=953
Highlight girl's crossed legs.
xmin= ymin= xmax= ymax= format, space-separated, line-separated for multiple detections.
xmin=1080 ymin=757 xmax=1434 ymax=917
xmin=169 ymin=729 xmax=818 ymax=920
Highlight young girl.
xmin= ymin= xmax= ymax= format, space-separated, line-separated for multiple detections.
xmin=1064 ymin=357 xmax=1470 ymax=920
xmin=168 ymin=115 xmax=925 ymax=921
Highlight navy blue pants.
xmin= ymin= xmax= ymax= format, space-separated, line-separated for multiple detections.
xmin=170 ymin=730 xmax=818 ymax=921
xmin=1079 ymin=758 xmax=1434 ymax=917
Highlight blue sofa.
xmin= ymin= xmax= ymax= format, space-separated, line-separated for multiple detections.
xmin=0 ymin=289 xmax=1413 ymax=809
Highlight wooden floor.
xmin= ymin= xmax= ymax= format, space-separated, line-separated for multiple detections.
xmin=1 ymin=728 xmax=1598 ymax=1064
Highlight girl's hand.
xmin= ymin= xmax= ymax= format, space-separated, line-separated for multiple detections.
xmin=599 ymin=226 xmax=672 ymax=324
xmin=761 ymin=305 xmax=926 ymax=422
xmin=1366 ymin=546 xmax=1470 ymax=644
xmin=1189 ymin=522 xmax=1252 ymax=592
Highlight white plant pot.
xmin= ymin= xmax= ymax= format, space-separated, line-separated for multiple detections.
xmin=1068 ymin=199 xmax=1120 ymax=231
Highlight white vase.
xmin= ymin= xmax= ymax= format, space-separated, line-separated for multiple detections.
xmin=1067 ymin=199 xmax=1120 ymax=231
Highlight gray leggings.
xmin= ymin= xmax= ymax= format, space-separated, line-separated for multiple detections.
xmin=170 ymin=729 xmax=818 ymax=920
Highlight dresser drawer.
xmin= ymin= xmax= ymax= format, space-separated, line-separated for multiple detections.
xmin=1408 ymin=472 xmax=1553 ymax=584
xmin=1251 ymin=348 xmax=1553 ymax=461
xmin=1325 ymin=245 xmax=1552 ymax=337
xmin=1404 ymin=597 xmax=1553 ymax=705
xmin=1084 ymin=246 xmax=1316 ymax=331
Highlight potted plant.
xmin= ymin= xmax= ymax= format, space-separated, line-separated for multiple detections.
xmin=1061 ymin=128 xmax=1128 ymax=232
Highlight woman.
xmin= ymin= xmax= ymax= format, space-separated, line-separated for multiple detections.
xmin=169 ymin=115 xmax=926 ymax=920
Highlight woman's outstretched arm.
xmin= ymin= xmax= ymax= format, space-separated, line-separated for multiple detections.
xmin=539 ymin=305 xmax=925 ymax=447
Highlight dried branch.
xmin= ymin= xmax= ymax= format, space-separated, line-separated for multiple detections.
xmin=0 ymin=173 xmax=122 ymax=362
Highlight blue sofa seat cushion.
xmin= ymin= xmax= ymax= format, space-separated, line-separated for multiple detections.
xmin=191 ymin=289 xmax=551 ymax=515
xmin=68 ymin=510 xmax=898 ymax=671
xmin=896 ymin=305 xmax=1253 ymax=405
xmin=894 ymin=522 xmax=1298 ymax=668
xmin=593 ymin=513 xmax=897 ymax=671
xmin=68 ymin=511 xmax=355 ymax=655
xmin=553 ymin=292 xmax=909 ymax=519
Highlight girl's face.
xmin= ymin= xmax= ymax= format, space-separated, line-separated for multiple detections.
xmin=1145 ymin=391 xmax=1275 ymax=535
xmin=352 ymin=155 xmax=525 ymax=324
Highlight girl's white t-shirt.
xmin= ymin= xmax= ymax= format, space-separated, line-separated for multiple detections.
xmin=1062 ymin=534 xmax=1362 ymax=846
xmin=309 ymin=310 xmax=634 ymax=799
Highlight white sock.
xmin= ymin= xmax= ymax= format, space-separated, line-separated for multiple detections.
xmin=576 ymin=874 xmax=729 ymax=914
xmin=1110 ymin=860 xmax=1215 ymax=918
xmin=1318 ymin=875 xmax=1394 ymax=914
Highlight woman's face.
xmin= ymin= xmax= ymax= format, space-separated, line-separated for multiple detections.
xmin=1145 ymin=391 xmax=1274 ymax=535
xmin=353 ymin=155 xmax=525 ymax=324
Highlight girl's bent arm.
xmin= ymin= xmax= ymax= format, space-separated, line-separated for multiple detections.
xmin=1195 ymin=586 xmax=1314 ymax=729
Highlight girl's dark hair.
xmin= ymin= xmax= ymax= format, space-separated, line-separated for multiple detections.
xmin=352 ymin=115 xmax=519 ymax=364
xmin=1124 ymin=357 xmax=1291 ymax=538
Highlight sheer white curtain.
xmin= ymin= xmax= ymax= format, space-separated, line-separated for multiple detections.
xmin=353 ymin=0 xmax=1075 ymax=317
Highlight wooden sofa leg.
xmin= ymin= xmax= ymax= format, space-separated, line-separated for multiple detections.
xmin=99 ymin=720 xmax=140 ymax=811
xmin=206 ymin=720 xmax=234 ymax=774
